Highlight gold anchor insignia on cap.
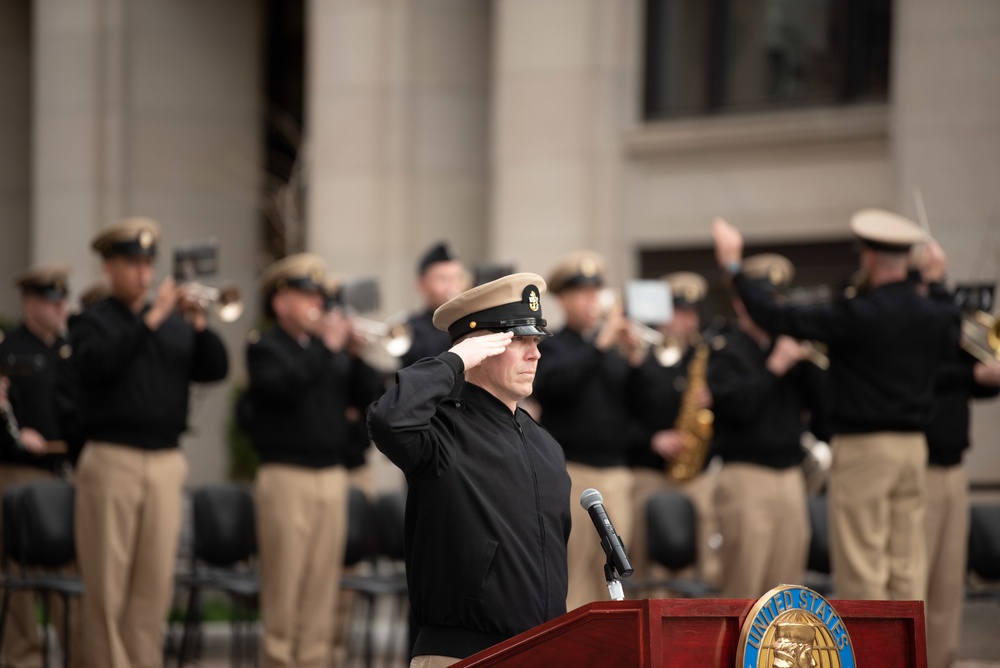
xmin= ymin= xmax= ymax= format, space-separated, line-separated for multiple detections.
xmin=579 ymin=257 xmax=598 ymax=277
xmin=53 ymin=277 xmax=65 ymax=292
xmin=528 ymin=291 xmax=540 ymax=312
xmin=309 ymin=266 xmax=324 ymax=284
xmin=684 ymin=286 xmax=698 ymax=302
xmin=138 ymin=229 xmax=154 ymax=249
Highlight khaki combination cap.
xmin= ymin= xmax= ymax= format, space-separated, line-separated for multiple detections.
xmin=547 ymin=251 xmax=606 ymax=295
xmin=258 ymin=253 xmax=327 ymax=296
xmin=850 ymin=208 xmax=925 ymax=252
xmin=90 ymin=217 xmax=161 ymax=258
xmin=11 ymin=264 xmax=70 ymax=300
xmin=742 ymin=253 xmax=794 ymax=289
xmin=433 ymin=272 xmax=551 ymax=342
xmin=662 ymin=271 xmax=707 ymax=307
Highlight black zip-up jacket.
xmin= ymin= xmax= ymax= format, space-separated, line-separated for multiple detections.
xmin=70 ymin=296 xmax=228 ymax=449
xmin=926 ymin=349 xmax=999 ymax=467
xmin=368 ymin=352 xmax=571 ymax=659
xmin=733 ymin=275 xmax=958 ymax=435
xmin=0 ymin=324 xmax=70 ymax=472
xmin=245 ymin=326 xmax=383 ymax=468
xmin=533 ymin=327 xmax=648 ymax=467
xmin=708 ymin=328 xmax=828 ymax=469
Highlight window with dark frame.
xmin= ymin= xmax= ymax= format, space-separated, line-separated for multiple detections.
xmin=643 ymin=0 xmax=892 ymax=119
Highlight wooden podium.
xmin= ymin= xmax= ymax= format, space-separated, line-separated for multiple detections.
xmin=454 ymin=598 xmax=926 ymax=667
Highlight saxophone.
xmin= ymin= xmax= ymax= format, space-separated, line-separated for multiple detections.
xmin=665 ymin=341 xmax=714 ymax=482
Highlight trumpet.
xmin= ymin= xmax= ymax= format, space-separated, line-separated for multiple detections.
xmin=629 ymin=322 xmax=686 ymax=367
xmin=182 ymin=283 xmax=245 ymax=323
xmin=350 ymin=316 xmax=413 ymax=358
xmin=801 ymin=340 xmax=831 ymax=370
xmin=961 ymin=310 xmax=1000 ymax=364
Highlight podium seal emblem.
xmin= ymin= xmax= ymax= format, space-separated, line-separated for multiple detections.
xmin=737 ymin=585 xmax=855 ymax=668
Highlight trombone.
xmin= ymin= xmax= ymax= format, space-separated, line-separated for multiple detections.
xmin=961 ymin=310 xmax=1000 ymax=363
xmin=182 ymin=283 xmax=245 ymax=323
xmin=350 ymin=315 xmax=413 ymax=359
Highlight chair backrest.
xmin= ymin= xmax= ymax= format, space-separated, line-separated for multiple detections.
xmin=807 ymin=495 xmax=831 ymax=574
xmin=376 ymin=489 xmax=406 ymax=562
xmin=191 ymin=484 xmax=256 ymax=568
xmin=2 ymin=485 xmax=28 ymax=568
xmin=647 ymin=491 xmax=697 ymax=571
xmin=10 ymin=480 xmax=76 ymax=569
xmin=343 ymin=486 xmax=377 ymax=567
xmin=968 ymin=503 xmax=1000 ymax=581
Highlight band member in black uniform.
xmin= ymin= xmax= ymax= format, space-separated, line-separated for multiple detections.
xmin=368 ymin=273 xmax=570 ymax=668
xmin=245 ymin=253 xmax=383 ymax=668
xmin=626 ymin=271 xmax=715 ymax=588
xmin=708 ymin=254 xmax=828 ymax=598
xmin=923 ymin=335 xmax=1000 ymax=668
xmin=712 ymin=210 xmax=958 ymax=602
xmin=400 ymin=242 xmax=466 ymax=368
xmin=71 ymin=218 xmax=229 ymax=668
xmin=532 ymin=251 xmax=645 ymax=610
xmin=0 ymin=265 xmax=73 ymax=667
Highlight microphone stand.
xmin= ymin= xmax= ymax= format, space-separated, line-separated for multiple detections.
xmin=604 ymin=562 xmax=624 ymax=601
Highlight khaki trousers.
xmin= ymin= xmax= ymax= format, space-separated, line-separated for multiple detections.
xmin=828 ymin=433 xmax=927 ymax=601
xmin=0 ymin=465 xmax=56 ymax=668
xmin=715 ymin=463 xmax=809 ymax=598
xmin=256 ymin=464 xmax=348 ymax=668
xmin=75 ymin=443 xmax=187 ymax=668
xmin=925 ymin=464 xmax=968 ymax=668
xmin=564 ymin=463 xmax=633 ymax=611
xmin=409 ymin=655 xmax=460 ymax=668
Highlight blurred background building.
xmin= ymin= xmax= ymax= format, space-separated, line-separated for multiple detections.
xmin=1 ymin=0 xmax=997 ymax=487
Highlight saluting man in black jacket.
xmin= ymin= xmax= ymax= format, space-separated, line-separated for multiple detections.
xmin=246 ymin=253 xmax=383 ymax=668
xmin=72 ymin=218 xmax=229 ymax=668
xmin=369 ymin=273 xmax=571 ymax=667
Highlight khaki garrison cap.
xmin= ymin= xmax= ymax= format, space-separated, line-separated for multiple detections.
xmin=259 ymin=253 xmax=327 ymax=296
xmin=433 ymin=272 xmax=551 ymax=342
xmin=547 ymin=251 xmax=606 ymax=295
xmin=663 ymin=272 xmax=707 ymax=307
xmin=850 ymin=208 xmax=925 ymax=252
xmin=90 ymin=217 xmax=161 ymax=258
xmin=11 ymin=264 xmax=70 ymax=300
xmin=742 ymin=253 xmax=794 ymax=290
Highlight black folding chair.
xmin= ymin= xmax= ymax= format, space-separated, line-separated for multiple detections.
xmin=628 ymin=491 xmax=716 ymax=598
xmin=0 ymin=480 xmax=83 ymax=668
xmin=175 ymin=484 xmax=258 ymax=668
xmin=967 ymin=502 xmax=1000 ymax=605
xmin=340 ymin=488 xmax=408 ymax=668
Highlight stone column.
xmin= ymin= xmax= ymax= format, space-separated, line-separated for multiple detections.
xmin=306 ymin=0 xmax=491 ymax=315
xmin=32 ymin=0 xmax=264 ymax=484
xmin=490 ymin=0 xmax=642 ymax=284
xmin=0 ymin=0 xmax=31 ymax=321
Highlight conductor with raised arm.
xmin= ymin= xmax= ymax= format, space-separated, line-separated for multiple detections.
xmin=368 ymin=273 xmax=571 ymax=668
xmin=712 ymin=211 xmax=958 ymax=602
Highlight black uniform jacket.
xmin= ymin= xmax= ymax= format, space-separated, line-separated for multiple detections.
xmin=400 ymin=310 xmax=452 ymax=369
xmin=70 ymin=296 xmax=228 ymax=450
xmin=533 ymin=327 xmax=648 ymax=467
xmin=246 ymin=326 xmax=383 ymax=468
xmin=926 ymin=349 xmax=999 ymax=467
xmin=0 ymin=324 xmax=70 ymax=472
xmin=708 ymin=328 xmax=828 ymax=469
xmin=733 ymin=275 xmax=958 ymax=435
xmin=368 ymin=352 xmax=571 ymax=659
